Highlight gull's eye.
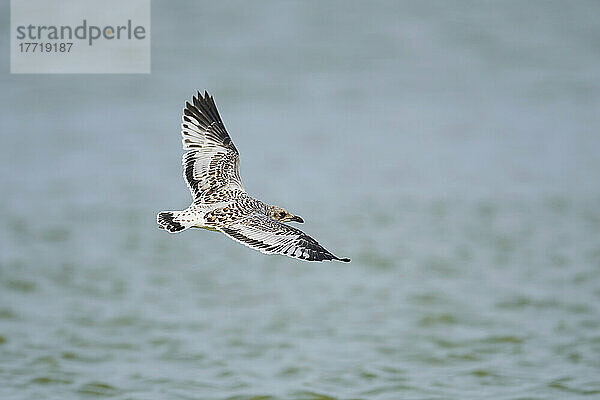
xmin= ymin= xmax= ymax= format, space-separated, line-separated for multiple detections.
xmin=279 ymin=211 xmax=286 ymax=218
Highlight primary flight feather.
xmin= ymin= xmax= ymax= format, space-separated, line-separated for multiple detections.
xmin=157 ymin=91 xmax=350 ymax=263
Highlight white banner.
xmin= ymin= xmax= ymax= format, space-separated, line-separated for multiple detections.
xmin=11 ymin=0 xmax=151 ymax=73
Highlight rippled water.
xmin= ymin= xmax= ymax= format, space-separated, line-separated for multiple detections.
xmin=1 ymin=1 xmax=600 ymax=399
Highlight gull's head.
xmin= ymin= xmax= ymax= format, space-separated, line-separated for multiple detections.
xmin=269 ymin=206 xmax=304 ymax=223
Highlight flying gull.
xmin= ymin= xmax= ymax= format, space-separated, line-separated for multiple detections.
xmin=157 ymin=91 xmax=350 ymax=262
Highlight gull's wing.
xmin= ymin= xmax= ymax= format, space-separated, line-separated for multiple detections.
xmin=181 ymin=91 xmax=244 ymax=201
xmin=220 ymin=213 xmax=350 ymax=263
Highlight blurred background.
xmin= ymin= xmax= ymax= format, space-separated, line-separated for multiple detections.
xmin=1 ymin=1 xmax=599 ymax=399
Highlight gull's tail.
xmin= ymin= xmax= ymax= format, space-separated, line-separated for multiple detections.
xmin=157 ymin=211 xmax=193 ymax=233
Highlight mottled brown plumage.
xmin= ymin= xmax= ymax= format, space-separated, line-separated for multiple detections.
xmin=157 ymin=91 xmax=350 ymax=263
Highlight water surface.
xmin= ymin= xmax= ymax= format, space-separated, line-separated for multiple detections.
xmin=1 ymin=1 xmax=599 ymax=399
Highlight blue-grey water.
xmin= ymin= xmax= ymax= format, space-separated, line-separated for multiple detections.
xmin=1 ymin=1 xmax=600 ymax=399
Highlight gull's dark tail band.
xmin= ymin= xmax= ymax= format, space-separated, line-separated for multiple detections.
xmin=157 ymin=211 xmax=188 ymax=233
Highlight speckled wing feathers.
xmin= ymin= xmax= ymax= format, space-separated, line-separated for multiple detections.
xmin=161 ymin=91 xmax=350 ymax=262
xmin=181 ymin=91 xmax=243 ymax=201
xmin=220 ymin=213 xmax=350 ymax=262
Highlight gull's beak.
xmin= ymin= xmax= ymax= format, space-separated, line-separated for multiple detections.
xmin=291 ymin=215 xmax=304 ymax=223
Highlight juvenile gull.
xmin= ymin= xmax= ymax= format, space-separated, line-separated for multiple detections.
xmin=157 ymin=91 xmax=350 ymax=263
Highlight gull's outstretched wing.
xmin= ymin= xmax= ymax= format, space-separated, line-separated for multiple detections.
xmin=220 ymin=213 xmax=350 ymax=263
xmin=181 ymin=91 xmax=244 ymax=202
